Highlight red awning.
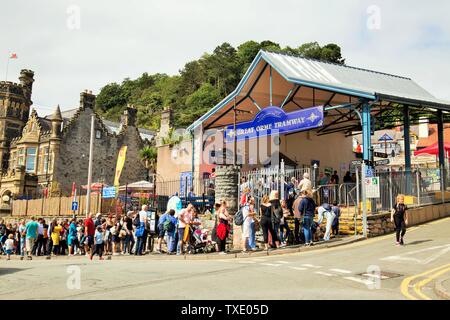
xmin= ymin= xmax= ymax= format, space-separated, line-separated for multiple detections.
xmin=414 ymin=142 xmax=450 ymax=156
xmin=82 ymin=182 xmax=107 ymax=190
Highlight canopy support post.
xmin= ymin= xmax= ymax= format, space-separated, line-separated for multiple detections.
xmin=437 ymin=109 xmax=447 ymax=192
xmin=269 ymin=66 xmax=273 ymax=106
xmin=403 ymin=106 xmax=412 ymax=195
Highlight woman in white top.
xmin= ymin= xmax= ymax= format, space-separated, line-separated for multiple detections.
xmin=242 ymin=196 xmax=257 ymax=253
xmin=298 ymin=172 xmax=313 ymax=195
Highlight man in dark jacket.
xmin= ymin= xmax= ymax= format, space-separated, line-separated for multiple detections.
xmin=298 ymin=191 xmax=317 ymax=246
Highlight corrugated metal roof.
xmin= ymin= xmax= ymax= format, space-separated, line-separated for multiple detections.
xmin=261 ymin=50 xmax=446 ymax=106
xmin=187 ymin=50 xmax=450 ymax=131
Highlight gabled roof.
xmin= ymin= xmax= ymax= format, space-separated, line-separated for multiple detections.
xmin=187 ymin=50 xmax=450 ymax=131
xmin=46 ymin=108 xmax=155 ymax=141
xmin=262 ymin=51 xmax=446 ymax=107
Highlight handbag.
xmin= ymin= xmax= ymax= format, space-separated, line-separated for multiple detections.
xmin=183 ymin=225 xmax=190 ymax=242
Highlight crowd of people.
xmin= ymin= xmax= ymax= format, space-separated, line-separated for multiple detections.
xmin=0 ymin=172 xmax=410 ymax=260
xmin=0 ymin=205 xmax=160 ymax=260
xmin=238 ymin=172 xmax=343 ymax=252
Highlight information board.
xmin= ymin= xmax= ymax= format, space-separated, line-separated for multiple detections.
xmin=365 ymin=177 xmax=380 ymax=199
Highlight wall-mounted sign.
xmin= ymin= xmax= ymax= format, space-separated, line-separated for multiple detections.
xmin=224 ymin=106 xmax=323 ymax=143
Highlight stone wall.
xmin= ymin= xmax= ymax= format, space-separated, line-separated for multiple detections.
xmin=53 ymin=106 xmax=148 ymax=195
xmin=367 ymin=203 xmax=450 ymax=237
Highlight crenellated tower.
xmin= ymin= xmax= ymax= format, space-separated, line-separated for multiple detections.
xmin=0 ymin=69 xmax=34 ymax=171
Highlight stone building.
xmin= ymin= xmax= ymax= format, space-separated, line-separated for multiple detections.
xmin=0 ymin=70 xmax=154 ymax=210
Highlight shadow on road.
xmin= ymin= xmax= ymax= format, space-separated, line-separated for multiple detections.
xmin=406 ymin=240 xmax=433 ymax=246
xmin=0 ymin=268 xmax=29 ymax=276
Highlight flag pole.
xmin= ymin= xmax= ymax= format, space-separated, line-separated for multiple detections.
xmin=5 ymin=56 xmax=10 ymax=81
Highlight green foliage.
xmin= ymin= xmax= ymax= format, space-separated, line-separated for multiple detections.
xmin=95 ymin=40 xmax=345 ymax=129
xmin=139 ymin=146 xmax=158 ymax=170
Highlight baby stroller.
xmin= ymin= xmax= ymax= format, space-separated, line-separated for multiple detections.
xmin=188 ymin=225 xmax=215 ymax=254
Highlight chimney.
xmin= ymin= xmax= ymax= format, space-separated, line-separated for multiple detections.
xmin=19 ymin=69 xmax=35 ymax=100
xmin=121 ymin=104 xmax=137 ymax=127
xmin=80 ymin=90 xmax=96 ymax=109
xmin=159 ymin=106 xmax=173 ymax=138
xmin=418 ymin=117 xmax=429 ymax=139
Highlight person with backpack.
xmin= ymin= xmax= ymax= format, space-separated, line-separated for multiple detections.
xmin=317 ymin=203 xmax=336 ymax=242
xmin=241 ymin=196 xmax=257 ymax=253
xmin=156 ymin=209 xmax=177 ymax=254
xmin=134 ymin=205 xmax=148 ymax=256
xmin=298 ymin=190 xmax=317 ymax=246
xmin=156 ymin=210 xmax=169 ymax=254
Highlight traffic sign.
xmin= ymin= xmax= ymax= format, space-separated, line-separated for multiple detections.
xmin=373 ymin=152 xmax=388 ymax=159
xmin=102 ymin=186 xmax=116 ymax=199
xmin=365 ymin=177 xmax=380 ymax=199
xmin=375 ymin=159 xmax=390 ymax=166
xmin=352 ymin=160 xmax=362 ymax=166
xmin=365 ymin=167 xmax=375 ymax=177
xmin=71 ymin=201 xmax=79 ymax=211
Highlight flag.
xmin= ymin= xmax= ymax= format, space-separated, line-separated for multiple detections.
xmin=9 ymin=53 xmax=17 ymax=59
xmin=114 ymin=146 xmax=128 ymax=187
xmin=71 ymin=182 xmax=76 ymax=199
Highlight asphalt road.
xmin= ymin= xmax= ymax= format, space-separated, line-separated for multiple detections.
xmin=1 ymin=217 xmax=450 ymax=300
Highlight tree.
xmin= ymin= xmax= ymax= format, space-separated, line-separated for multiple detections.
xmin=139 ymin=146 xmax=158 ymax=173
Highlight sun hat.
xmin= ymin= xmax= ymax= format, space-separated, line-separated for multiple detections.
xmin=269 ymin=190 xmax=279 ymax=201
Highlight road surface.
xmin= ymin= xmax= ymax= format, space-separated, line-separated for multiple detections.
xmin=1 ymin=217 xmax=450 ymax=300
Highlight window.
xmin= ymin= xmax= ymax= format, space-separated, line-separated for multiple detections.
xmin=42 ymin=147 xmax=49 ymax=174
xmin=25 ymin=147 xmax=37 ymax=173
xmin=9 ymin=151 xmax=16 ymax=169
xmin=17 ymin=148 xmax=25 ymax=166
xmin=96 ymin=130 xmax=102 ymax=139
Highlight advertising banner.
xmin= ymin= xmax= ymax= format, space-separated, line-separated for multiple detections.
xmin=114 ymin=146 xmax=128 ymax=187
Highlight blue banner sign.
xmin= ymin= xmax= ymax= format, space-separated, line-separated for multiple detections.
xmin=102 ymin=187 xmax=116 ymax=199
xmin=224 ymin=106 xmax=324 ymax=143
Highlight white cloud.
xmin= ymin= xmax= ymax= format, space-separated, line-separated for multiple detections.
xmin=1 ymin=0 xmax=449 ymax=116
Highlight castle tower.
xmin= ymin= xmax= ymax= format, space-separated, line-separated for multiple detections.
xmin=0 ymin=69 xmax=34 ymax=171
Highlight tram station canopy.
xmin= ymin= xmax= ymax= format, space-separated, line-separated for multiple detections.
xmin=187 ymin=50 xmax=450 ymax=136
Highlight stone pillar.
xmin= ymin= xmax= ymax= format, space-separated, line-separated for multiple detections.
xmin=214 ymin=165 xmax=241 ymax=250
xmin=214 ymin=165 xmax=239 ymax=213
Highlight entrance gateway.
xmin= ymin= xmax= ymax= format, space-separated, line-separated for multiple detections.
xmin=187 ymin=50 xmax=450 ymax=237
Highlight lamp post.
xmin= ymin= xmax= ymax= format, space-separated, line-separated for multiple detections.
xmin=85 ymin=113 xmax=95 ymax=217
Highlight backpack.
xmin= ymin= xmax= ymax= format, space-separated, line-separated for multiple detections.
xmin=234 ymin=208 xmax=244 ymax=226
xmin=163 ymin=218 xmax=175 ymax=233
xmin=271 ymin=204 xmax=283 ymax=225
xmin=133 ymin=214 xmax=140 ymax=227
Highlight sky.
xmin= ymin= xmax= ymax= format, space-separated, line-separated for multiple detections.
xmin=1 ymin=0 xmax=450 ymax=116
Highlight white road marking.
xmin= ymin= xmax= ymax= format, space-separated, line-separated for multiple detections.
xmin=238 ymin=261 xmax=257 ymax=264
xmin=276 ymin=261 xmax=290 ymax=264
xmin=362 ymin=273 xmax=389 ymax=280
xmin=381 ymin=244 xmax=450 ymax=265
xmin=260 ymin=263 xmax=282 ymax=267
xmin=344 ymin=277 xmax=373 ymax=286
xmin=315 ymin=271 xmax=334 ymax=277
xmin=329 ymin=268 xmax=352 ymax=274
xmin=301 ymin=264 xmax=322 ymax=268
xmin=289 ymin=267 xmax=308 ymax=271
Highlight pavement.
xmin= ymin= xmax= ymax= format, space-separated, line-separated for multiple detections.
xmin=1 ymin=217 xmax=450 ymax=300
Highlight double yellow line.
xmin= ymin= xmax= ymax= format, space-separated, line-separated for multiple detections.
xmin=401 ymin=264 xmax=450 ymax=300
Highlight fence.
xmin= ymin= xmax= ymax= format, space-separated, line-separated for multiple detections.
xmin=12 ymin=193 xmax=117 ymax=217
xmin=239 ymin=166 xmax=310 ymax=211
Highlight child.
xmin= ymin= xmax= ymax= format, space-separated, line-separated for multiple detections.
xmin=51 ymin=221 xmax=63 ymax=256
xmin=391 ymin=194 xmax=408 ymax=246
xmin=90 ymin=226 xmax=104 ymax=260
xmin=4 ymin=234 xmax=15 ymax=260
